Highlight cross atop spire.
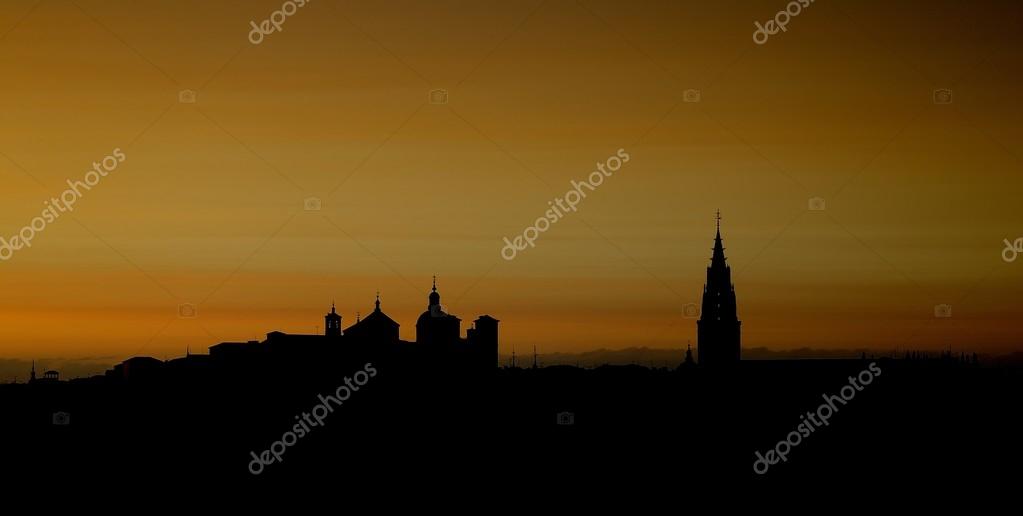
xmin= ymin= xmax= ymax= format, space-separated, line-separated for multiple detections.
xmin=429 ymin=276 xmax=441 ymax=307
xmin=711 ymin=211 xmax=726 ymax=268
xmin=698 ymin=208 xmax=741 ymax=365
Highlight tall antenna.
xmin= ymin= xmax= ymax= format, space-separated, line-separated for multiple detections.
xmin=532 ymin=345 xmax=538 ymax=369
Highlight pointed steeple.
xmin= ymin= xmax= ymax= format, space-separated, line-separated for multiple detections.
xmin=698 ymin=210 xmax=741 ymax=366
xmin=711 ymin=209 xmax=727 ymax=269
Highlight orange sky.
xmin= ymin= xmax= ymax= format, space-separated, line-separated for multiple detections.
xmin=1 ymin=0 xmax=1021 ymax=367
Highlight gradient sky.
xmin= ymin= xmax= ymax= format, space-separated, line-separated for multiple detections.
xmin=1 ymin=0 xmax=1021 ymax=371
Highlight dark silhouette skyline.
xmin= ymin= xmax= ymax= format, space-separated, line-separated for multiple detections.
xmin=2 ymin=0 xmax=1022 ymax=492
xmin=3 ymin=217 xmax=1020 ymax=489
xmin=8 ymin=215 xmax=1003 ymax=382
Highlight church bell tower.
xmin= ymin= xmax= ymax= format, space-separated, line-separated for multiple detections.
xmin=325 ymin=302 xmax=342 ymax=337
xmin=697 ymin=211 xmax=741 ymax=366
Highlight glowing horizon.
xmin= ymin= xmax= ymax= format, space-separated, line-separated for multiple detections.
xmin=1 ymin=0 xmax=1022 ymax=367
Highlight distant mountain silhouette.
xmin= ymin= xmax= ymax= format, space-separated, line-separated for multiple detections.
xmin=499 ymin=346 xmax=991 ymax=368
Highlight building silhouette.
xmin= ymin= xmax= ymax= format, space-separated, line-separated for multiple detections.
xmin=198 ymin=277 xmax=499 ymax=371
xmin=682 ymin=343 xmax=695 ymax=367
xmin=697 ymin=211 xmax=741 ymax=365
xmin=27 ymin=360 xmax=61 ymax=384
xmin=325 ymin=302 xmax=342 ymax=337
xmin=415 ymin=276 xmax=462 ymax=347
xmin=344 ymin=292 xmax=400 ymax=343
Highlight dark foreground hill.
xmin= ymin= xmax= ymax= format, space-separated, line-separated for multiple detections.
xmin=3 ymin=354 xmax=1020 ymax=489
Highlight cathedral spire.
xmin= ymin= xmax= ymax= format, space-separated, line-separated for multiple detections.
xmin=698 ymin=210 xmax=741 ymax=366
xmin=711 ymin=211 xmax=727 ymax=269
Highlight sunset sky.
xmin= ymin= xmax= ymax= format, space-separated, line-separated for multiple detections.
xmin=1 ymin=0 xmax=1021 ymax=373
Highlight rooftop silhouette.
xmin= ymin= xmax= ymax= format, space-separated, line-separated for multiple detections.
xmin=3 ymin=215 xmax=1019 ymax=488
